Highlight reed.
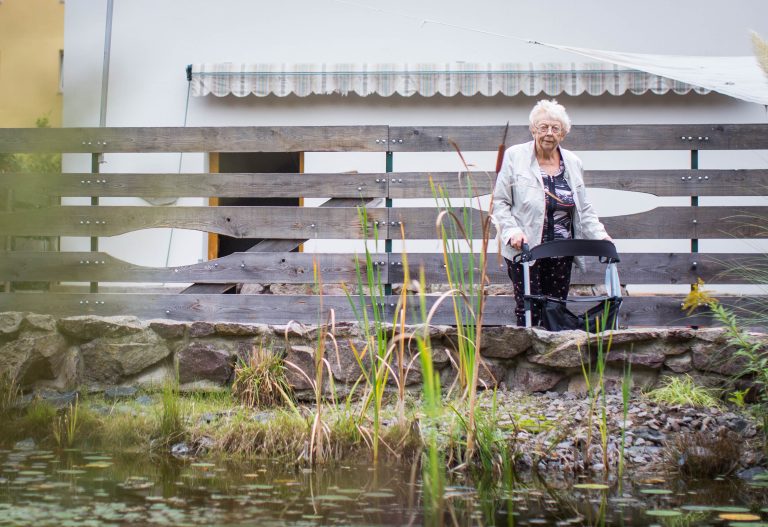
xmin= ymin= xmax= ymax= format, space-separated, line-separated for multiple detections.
xmin=343 ymin=206 xmax=398 ymax=465
xmin=52 ymin=395 xmax=80 ymax=448
xmin=0 ymin=371 xmax=19 ymax=417
xmin=156 ymin=370 xmax=185 ymax=448
xmin=619 ymin=357 xmax=632 ymax=480
xmin=429 ymin=141 xmax=496 ymax=462
xmin=578 ymin=305 xmax=614 ymax=473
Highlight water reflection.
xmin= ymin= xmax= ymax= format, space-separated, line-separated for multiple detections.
xmin=0 ymin=448 xmax=766 ymax=526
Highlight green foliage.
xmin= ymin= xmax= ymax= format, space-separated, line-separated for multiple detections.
xmin=0 ymin=371 xmax=20 ymax=417
xmin=0 ymin=117 xmax=61 ymax=175
xmin=619 ymin=358 xmax=632 ymax=479
xmin=428 ymin=143 xmax=495 ymax=464
xmin=156 ymin=373 xmax=185 ymax=446
xmin=344 ymin=206 xmax=396 ymax=465
xmin=232 ymin=344 xmax=293 ymax=409
xmin=52 ymin=396 xmax=80 ymax=448
xmin=645 ymin=375 xmax=722 ymax=408
xmin=727 ymin=388 xmax=750 ymax=408
xmin=707 ymin=299 xmax=768 ymax=446
xmin=20 ymin=399 xmax=57 ymax=440
xmin=578 ymin=309 xmax=614 ymax=472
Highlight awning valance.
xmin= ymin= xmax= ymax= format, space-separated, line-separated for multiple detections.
xmin=189 ymin=62 xmax=710 ymax=98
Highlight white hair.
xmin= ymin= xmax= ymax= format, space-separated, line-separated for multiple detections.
xmin=529 ymin=99 xmax=571 ymax=133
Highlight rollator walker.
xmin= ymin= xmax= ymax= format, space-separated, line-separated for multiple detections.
xmin=512 ymin=239 xmax=622 ymax=332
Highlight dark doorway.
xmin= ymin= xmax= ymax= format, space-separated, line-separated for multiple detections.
xmin=216 ymin=152 xmax=301 ymax=257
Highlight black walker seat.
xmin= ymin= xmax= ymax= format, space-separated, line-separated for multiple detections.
xmin=512 ymin=239 xmax=622 ymax=332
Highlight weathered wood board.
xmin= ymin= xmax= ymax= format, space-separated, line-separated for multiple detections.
xmin=0 ymin=126 xmax=390 ymax=153
xmin=0 ymin=292 xmax=756 ymax=326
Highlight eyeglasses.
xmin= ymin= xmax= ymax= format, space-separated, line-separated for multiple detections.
xmin=534 ymin=124 xmax=563 ymax=135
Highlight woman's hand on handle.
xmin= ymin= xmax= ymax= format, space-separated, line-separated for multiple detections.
xmin=509 ymin=232 xmax=528 ymax=250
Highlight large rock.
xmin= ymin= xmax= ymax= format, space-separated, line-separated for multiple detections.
xmin=59 ymin=316 xmax=144 ymax=340
xmin=607 ymin=347 xmax=666 ymax=369
xmin=284 ymin=345 xmax=317 ymax=391
xmin=80 ymin=331 xmax=171 ymax=384
xmin=477 ymin=358 xmax=506 ymax=388
xmin=177 ymin=341 xmax=235 ymax=385
xmin=0 ymin=312 xmax=24 ymax=337
xmin=527 ymin=329 xmax=587 ymax=368
xmin=149 ymin=320 xmax=188 ymax=339
xmin=607 ymin=328 xmax=690 ymax=358
xmin=478 ymin=326 xmax=531 ymax=359
xmin=188 ymin=322 xmax=216 ymax=338
xmin=567 ymin=365 xmax=657 ymax=394
xmin=664 ymin=353 xmax=693 ymax=373
xmin=0 ymin=331 xmax=73 ymax=386
xmin=23 ymin=314 xmax=57 ymax=333
xmin=214 ymin=322 xmax=270 ymax=337
xmin=508 ymin=361 xmax=565 ymax=392
xmin=691 ymin=328 xmax=749 ymax=376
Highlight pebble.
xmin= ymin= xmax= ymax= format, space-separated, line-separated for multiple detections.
xmin=484 ymin=389 xmax=763 ymax=476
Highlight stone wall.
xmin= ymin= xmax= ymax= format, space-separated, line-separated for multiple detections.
xmin=0 ymin=312 xmax=760 ymax=397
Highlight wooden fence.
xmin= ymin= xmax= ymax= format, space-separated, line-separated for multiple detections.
xmin=0 ymin=124 xmax=766 ymax=326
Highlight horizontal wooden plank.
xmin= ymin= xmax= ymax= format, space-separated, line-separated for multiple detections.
xmin=392 ymin=207 xmax=489 ymax=239
xmin=180 ymin=196 xmax=378 ymax=294
xmin=400 ymin=295 xmax=756 ymax=327
xmin=604 ymin=207 xmax=768 ymax=239
xmin=1 ymin=251 xmax=760 ymax=286
xmin=0 ymin=126 xmax=389 ymax=154
xmin=0 ymin=251 xmax=388 ymax=284
xmin=389 ymin=172 xmax=493 ymax=198
xmin=1 ymin=124 xmax=766 ymax=154
xmin=0 ymin=292 xmax=758 ymax=326
xmin=387 ymin=170 xmax=768 ymax=199
xmin=392 ymin=252 xmax=766 ymax=286
xmin=389 ymin=124 xmax=768 ymax=152
xmin=0 ymin=293 xmax=363 ymax=323
xmin=584 ymin=169 xmax=768 ymax=197
xmin=2 ymin=204 xmax=766 ymax=240
xmin=394 ymin=206 xmax=768 ymax=240
xmin=0 ymin=206 xmax=387 ymax=238
xmin=4 ymin=169 xmax=766 ymax=199
xmin=0 ymin=173 xmax=389 ymax=199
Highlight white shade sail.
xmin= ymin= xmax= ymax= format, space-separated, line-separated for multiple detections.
xmin=189 ymin=62 xmax=711 ymax=99
xmin=550 ymin=45 xmax=768 ymax=105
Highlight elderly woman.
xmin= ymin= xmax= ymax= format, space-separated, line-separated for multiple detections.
xmin=493 ymin=99 xmax=611 ymax=327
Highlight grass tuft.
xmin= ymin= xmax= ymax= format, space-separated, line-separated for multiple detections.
xmin=232 ymin=344 xmax=293 ymax=409
xmin=156 ymin=373 xmax=186 ymax=448
xmin=0 ymin=372 xmax=20 ymax=418
xmin=645 ymin=375 xmax=722 ymax=408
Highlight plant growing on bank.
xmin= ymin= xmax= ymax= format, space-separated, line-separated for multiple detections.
xmin=232 ymin=342 xmax=294 ymax=408
xmin=52 ymin=396 xmax=80 ymax=448
xmin=578 ymin=308 xmax=614 ymax=473
xmin=619 ymin=358 xmax=632 ymax=480
xmin=156 ymin=371 xmax=185 ymax=447
xmin=645 ymin=375 xmax=722 ymax=408
xmin=430 ymin=141 xmax=496 ymax=462
xmin=344 ymin=207 xmax=396 ymax=465
xmin=0 ymin=371 xmax=20 ymax=417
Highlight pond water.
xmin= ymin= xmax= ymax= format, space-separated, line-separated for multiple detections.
xmin=1 ymin=447 xmax=766 ymax=526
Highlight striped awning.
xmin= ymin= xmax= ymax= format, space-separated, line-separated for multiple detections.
xmin=189 ymin=62 xmax=710 ymax=98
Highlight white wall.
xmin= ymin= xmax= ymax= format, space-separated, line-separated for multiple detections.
xmin=62 ymin=0 xmax=768 ymax=284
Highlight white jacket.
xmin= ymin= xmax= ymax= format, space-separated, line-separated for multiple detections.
xmin=492 ymin=141 xmax=608 ymax=269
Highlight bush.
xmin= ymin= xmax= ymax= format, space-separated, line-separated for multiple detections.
xmin=232 ymin=345 xmax=293 ymax=409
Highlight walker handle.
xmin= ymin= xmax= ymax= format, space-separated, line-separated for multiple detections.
xmin=512 ymin=242 xmax=533 ymax=263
